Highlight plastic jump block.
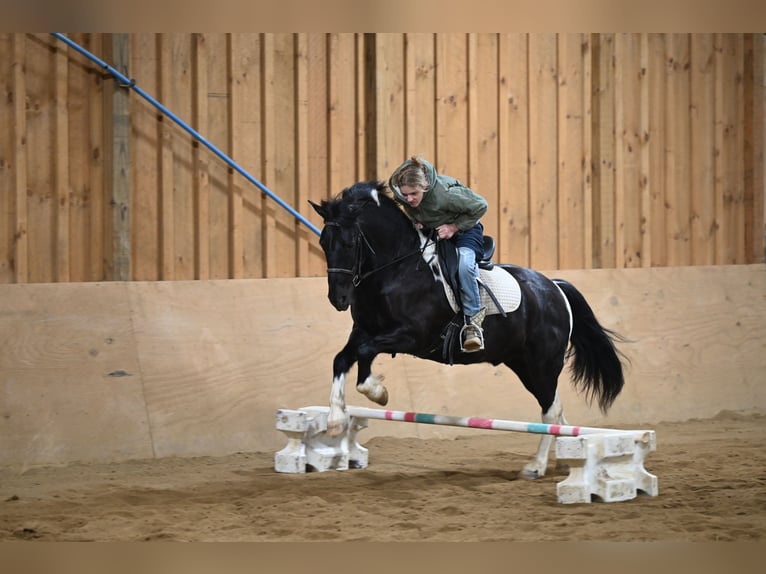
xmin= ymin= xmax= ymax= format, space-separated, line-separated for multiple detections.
xmin=275 ymin=407 xmax=369 ymax=473
xmin=555 ymin=430 xmax=659 ymax=503
xmin=274 ymin=406 xmax=658 ymax=504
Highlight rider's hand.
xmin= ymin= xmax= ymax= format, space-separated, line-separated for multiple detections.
xmin=436 ymin=223 xmax=459 ymax=240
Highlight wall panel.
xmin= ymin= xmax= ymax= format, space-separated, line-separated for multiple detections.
xmin=0 ymin=33 xmax=762 ymax=284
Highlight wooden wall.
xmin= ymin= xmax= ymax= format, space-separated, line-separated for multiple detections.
xmin=0 ymin=33 xmax=763 ymax=283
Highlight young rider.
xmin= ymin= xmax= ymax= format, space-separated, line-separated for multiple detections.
xmin=388 ymin=155 xmax=488 ymax=352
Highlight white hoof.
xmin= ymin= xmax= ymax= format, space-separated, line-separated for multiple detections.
xmin=326 ymin=402 xmax=347 ymax=437
xmin=520 ymin=463 xmax=546 ymax=480
xmin=357 ymin=375 xmax=389 ymax=406
xmin=326 ymin=417 xmax=347 ymax=437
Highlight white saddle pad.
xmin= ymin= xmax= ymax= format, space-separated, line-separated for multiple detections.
xmin=442 ymin=265 xmax=522 ymax=316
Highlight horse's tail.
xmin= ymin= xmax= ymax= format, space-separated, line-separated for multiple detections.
xmin=553 ymin=279 xmax=627 ymax=413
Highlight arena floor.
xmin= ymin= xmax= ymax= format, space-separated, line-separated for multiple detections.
xmin=1 ymin=410 xmax=764 ymax=542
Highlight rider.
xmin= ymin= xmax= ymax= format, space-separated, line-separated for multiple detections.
xmin=388 ymin=155 xmax=489 ymax=352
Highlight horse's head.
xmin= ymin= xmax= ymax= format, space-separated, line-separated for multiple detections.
xmin=309 ymin=181 xmax=388 ymax=311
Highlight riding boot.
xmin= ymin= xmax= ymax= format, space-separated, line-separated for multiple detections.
xmin=462 ymin=307 xmax=486 ymax=352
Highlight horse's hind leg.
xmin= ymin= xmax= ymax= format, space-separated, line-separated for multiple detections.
xmin=521 ymin=392 xmax=566 ymax=480
xmin=509 ymin=359 xmax=567 ymax=480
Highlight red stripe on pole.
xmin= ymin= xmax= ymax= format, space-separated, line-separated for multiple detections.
xmin=468 ymin=417 xmax=494 ymax=429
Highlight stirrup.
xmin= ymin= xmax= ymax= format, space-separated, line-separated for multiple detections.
xmin=460 ymin=321 xmax=484 ymax=352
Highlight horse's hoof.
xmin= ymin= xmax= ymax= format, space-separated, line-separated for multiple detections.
xmin=326 ymin=420 xmax=347 ymax=437
xmin=372 ymin=388 xmax=388 ymax=406
xmin=520 ymin=466 xmax=544 ymax=480
xmin=357 ymin=376 xmax=389 ymax=406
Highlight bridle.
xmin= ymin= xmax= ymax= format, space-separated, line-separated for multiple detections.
xmin=325 ymin=220 xmax=433 ymax=287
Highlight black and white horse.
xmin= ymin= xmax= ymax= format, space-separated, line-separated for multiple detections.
xmin=309 ymin=180 xmax=626 ymax=478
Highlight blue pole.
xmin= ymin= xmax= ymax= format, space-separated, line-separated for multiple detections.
xmin=51 ymin=32 xmax=322 ymax=237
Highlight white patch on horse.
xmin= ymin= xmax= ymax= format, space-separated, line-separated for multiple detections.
xmin=418 ymin=228 xmax=459 ymax=311
xmin=522 ymin=392 xmax=568 ymax=479
xmin=356 ymin=374 xmax=389 ymax=406
xmin=327 ymin=374 xmax=347 ymax=436
xmin=552 ymin=280 xmax=574 ymax=340
xmin=370 ymin=188 xmax=380 ymax=206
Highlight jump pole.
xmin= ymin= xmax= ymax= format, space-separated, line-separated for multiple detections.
xmin=342 ymin=405 xmax=649 ymax=438
xmin=274 ymin=405 xmax=659 ymax=504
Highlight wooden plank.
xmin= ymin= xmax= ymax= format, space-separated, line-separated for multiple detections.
xmin=355 ymin=34 xmax=366 ymax=182
xmin=498 ymin=33 xmax=529 ymax=266
xmin=205 ymin=33 xmax=231 ymax=279
xmin=66 ymin=33 xmax=89 ymax=282
xmin=328 ymin=34 xmax=357 ymax=209
xmin=12 ymin=34 xmax=28 ymax=283
xmin=26 ymin=34 xmax=55 ymax=283
xmin=228 ymin=33 xmax=243 ymax=279
xmin=66 ymin=33 xmax=101 ymax=283
xmin=435 ymin=33 xmax=468 ymax=177
xmin=582 ymin=34 xmax=594 ymax=269
xmin=305 ymin=33 xmax=328 ymax=276
xmin=375 ymin=33 xmax=405 ymax=176
xmin=405 ymin=33 xmax=436 ymax=160
xmin=614 ymin=34 xmax=643 ymax=268
xmin=229 ymin=33 xmax=263 ymax=279
xmin=733 ymin=34 xmax=747 ymax=264
xmin=528 ymin=33 xmax=559 ymax=270
xmin=715 ymin=34 xmax=745 ymax=264
xmin=468 ymin=33 xmax=499 ymax=245
xmin=557 ymin=33 xmax=586 ymax=269
xmin=108 ymin=33 xmax=131 ymax=281
xmin=158 ymin=34 xmax=175 ymax=280
xmin=270 ymin=33 xmax=297 ymax=278
xmin=591 ymin=34 xmax=616 ymax=269
xmin=295 ymin=33 xmax=311 ymax=277
xmin=0 ymin=34 xmax=12 ymax=283
xmin=647 ymin=34 xmax=667 ymax=267
xmin=87 ymin=33 xmax=105 ymax=281
xmin=170 ymin=34 xmax=195 ymax=280
xmin=130 ymin=33 xmax=160 ymax=281
xmin=665 ymin=33 xmax=692 ymax=266
xmin=690 ymin=34 xmax=716 ymax=265
xmin=639 ymin=34 xmax=651 ymax=268
xmin=261 ymin=34 xmax=277 ymax=278
xmin=193 ymin=33 xmax=210 ymax=280
xmin=743 ymin=33 xmax=764 ymax=263
xmin=54 ymin=36 xmax=70 ymax=282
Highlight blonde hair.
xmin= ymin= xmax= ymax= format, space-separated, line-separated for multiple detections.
xmin=395 ymin=155 xmax=430 ymax=190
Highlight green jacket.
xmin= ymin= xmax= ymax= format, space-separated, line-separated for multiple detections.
xmin=388 ymin=158 xmax=488 ymax=232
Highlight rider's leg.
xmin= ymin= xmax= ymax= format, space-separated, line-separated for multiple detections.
xmin=457 ymin=246 xmax=485 ymax=352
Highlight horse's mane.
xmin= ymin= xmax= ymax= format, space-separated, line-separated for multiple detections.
xmin=322 ymin=180 xmax=410 ymax=230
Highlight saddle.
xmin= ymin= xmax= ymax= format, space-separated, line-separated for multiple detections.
xmin=433 ymin=234 xmax=508 ymax=364
xmin=435 ymin=234 xmax=501 ymax=312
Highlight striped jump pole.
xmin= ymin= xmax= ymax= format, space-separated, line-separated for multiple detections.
xmin=344 ymin=406 xmax=646 ymax=438
xmin=274 ymin=405 xmax=658 ymax=504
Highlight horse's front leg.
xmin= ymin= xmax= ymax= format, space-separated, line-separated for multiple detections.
xmin=353 ymin=328 xmax=421 ymax=407
xmin=326 ymin=329 xmax=362 ymax=436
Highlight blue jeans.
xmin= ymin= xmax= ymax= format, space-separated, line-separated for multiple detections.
xmin=457 ymin=246 xmax=481 ymax=316
xmin=452 ymin=222 xmax=483 ymax=317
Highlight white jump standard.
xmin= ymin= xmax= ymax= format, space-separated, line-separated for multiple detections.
xmin=275 ymin=405 xmax=659 ymax=504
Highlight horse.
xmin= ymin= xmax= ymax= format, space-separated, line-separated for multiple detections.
xmin=309 ymin=180 xmax=626 ymax=479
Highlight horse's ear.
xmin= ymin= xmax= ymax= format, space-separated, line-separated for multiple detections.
xmin=308 ymin=200 xmax=326 ymax=220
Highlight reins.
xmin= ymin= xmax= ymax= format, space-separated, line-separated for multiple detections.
xmin=325 ymin=220 xmax=434 ymax=287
